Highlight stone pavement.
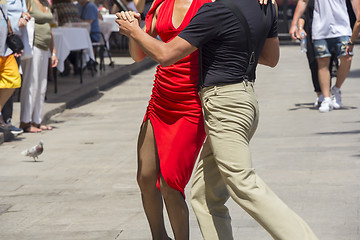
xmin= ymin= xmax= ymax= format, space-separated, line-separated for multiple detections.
xmin=0 ymin=55 xmax=156 ymax=144
xmin=0 ymin=45 xmax=360 ymax=240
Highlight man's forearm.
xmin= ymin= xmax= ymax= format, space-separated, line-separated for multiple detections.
xmin=127 ymin=24 xmax=196 ymax=66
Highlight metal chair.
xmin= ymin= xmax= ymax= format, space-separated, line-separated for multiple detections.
xmin=92 ymin=31 xmax=115 ymax=72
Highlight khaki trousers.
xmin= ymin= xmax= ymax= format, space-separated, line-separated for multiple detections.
xmin=191 ymin=82 xmax=318 ymax=240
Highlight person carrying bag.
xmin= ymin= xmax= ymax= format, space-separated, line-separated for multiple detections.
xmin=0 ymin=7 xmax=24 ymax=54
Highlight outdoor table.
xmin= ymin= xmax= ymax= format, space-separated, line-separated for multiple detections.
xmin=52 ymin=27 xmax=95 ymax=93
xmin=102 ymin=14 xmax=119 ymax=32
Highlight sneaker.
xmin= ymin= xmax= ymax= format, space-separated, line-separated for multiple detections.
xmin=331 ymin=86 xmax=342 ymax=109
xmin=10 ymin=125 xmax=24 ymax=136
xmin=314 ymin=94 xmax=324 ymax=108
xmin=319 ymin=97 xmax=334 ymax=113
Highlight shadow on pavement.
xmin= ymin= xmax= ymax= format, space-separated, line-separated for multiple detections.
xmin=288 ymin=103 xmax=358 ymax=111
xmin=316 ymin=130 xmax=360 ymax=135
xmin=348 ymin=69 xmax=360 ymax=78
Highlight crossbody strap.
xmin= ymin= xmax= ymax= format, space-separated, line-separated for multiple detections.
xmin=198 ymin=1 xmax=269 ymax=90
xmin=0 ymin=7 xmax=14 ymax=35
xmin=221 ymin=0 xmax=252 ymax=56
xmin=198 ymin=45 xmax=203 ymax=91
xmin=220 ymin=0 xmax=268 ymax=81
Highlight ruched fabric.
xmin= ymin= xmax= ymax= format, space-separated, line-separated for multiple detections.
xmin=143 ymin=0 xmax=210 ymax=197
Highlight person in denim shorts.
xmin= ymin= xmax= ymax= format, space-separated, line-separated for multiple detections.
xmin=291 ymin=0 xmax=359 ymax=112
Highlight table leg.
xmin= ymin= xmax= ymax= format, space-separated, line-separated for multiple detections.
xmin=53 ymin=67 xmax=58 ymax=94
xmin=79 ymin=50 xmax=83 ymax=84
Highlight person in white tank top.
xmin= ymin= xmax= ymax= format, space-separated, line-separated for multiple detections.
xmin=290 ymin=0 xmax=359 ymax=112
xmin=312 ymin=0 xmax=352 ymax=40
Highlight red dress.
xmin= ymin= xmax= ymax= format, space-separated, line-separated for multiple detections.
xmin=143 ymin=0 xmax=210 ymax=197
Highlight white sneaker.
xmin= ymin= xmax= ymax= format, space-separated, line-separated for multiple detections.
xmin=331 ymin=86 xmax=342 ymax=109
xmin=319 ymin=97 xmax=333 ymax=113
xmin=314 ymin=94 xmax=324 ymax=108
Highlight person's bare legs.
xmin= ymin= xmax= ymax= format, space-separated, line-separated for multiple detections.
xmin=160 ymin=176 xmax=189 ymax=240
xmin=137 ymin=120 xmax=169 ymax=240
xmin=0 ymin=88 xmax=15 ymax=112
xmin=317 ymin=57 xmax=331 ymax=98
xmin=334 ymin=55 xmax=352 ymax=88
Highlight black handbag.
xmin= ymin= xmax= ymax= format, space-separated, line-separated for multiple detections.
xmin=1 ymin=7 xmax=24 ymax=53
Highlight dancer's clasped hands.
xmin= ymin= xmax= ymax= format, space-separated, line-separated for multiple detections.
xmin=115 ymin=11 xmax=142 ymax=37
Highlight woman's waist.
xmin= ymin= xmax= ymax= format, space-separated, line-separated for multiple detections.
xmin=147 ymin=98 xmax=203 ymax=116
xmin=152 ymin=77 xmax=199 ymax=98
xmin=151 ymin=84 xmax=200 ymax=102
xmin=155 ymin=65 xmax=199 ymax=85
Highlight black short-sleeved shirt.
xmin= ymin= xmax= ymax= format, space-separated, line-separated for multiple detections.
xmin=178 ymin=0 xmax=278 ymax=88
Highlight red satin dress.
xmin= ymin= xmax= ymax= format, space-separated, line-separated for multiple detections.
xmin=143 ymin=0 xmax=210 ymax=197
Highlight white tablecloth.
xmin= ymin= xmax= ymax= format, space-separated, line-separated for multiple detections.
xmin=102 ymin=14 xmax=119 ymax=32
xmin=52 ymin=27 xmax=95 ymax=72
xmin=100 ymin=21 xmax=115 ymax=43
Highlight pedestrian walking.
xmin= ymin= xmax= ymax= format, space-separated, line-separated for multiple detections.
xmin=3 ymin=0 xmax=31 ymax=136
xmin=291 ymin=0 xmax=360 ymax=113
xmin=289 ymin=0 xmax=338 ymax=108
xmin=1 ymin=1 xmax=22 ymax=141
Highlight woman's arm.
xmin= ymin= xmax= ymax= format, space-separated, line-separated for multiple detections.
xmin=124 ymin=4 xmax=161 ymax=62
xmin=50 ymin=32 xmax=59 ymax=68
xmin=116 ymin=13 xmax=196 ymax=66
xmin=127 ymin=12 xmax=153 ymax=62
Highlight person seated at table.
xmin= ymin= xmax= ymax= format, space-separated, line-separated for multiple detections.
xmin=94 ymin=0 xmax=110 ymax=17
xmin=62 ymin=0 xmax=100 ymax=76
xmin=77 ymin=0 xmax=101 ymax=43
xmin=52 ymin=0 xmax=81 ymax=27
xmin=52 ymin=0 xmax=82 ymax=76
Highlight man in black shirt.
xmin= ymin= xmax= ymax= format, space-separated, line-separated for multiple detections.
xmin=116 ymin=0 xmax=319 ymax=239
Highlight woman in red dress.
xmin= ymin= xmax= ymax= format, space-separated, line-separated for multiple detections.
xmin=119 ymin=0 xmax=210 ymax=239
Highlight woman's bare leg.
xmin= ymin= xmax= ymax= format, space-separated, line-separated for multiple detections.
xmin=137 ymin=120 xmax=169 ymax=240
xmin=160 ymin=176 xmax=189 ymax=240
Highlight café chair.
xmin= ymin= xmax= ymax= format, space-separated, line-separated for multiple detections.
xmin=92 ymin=29 xmax=115 ymax=72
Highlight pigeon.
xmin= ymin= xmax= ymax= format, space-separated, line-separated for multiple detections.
xmin=21 ymin=140 xmax=44 ymax=162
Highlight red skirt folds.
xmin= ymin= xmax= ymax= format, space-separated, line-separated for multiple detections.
xmin=143 ymin=57 xmax=206 ymax=197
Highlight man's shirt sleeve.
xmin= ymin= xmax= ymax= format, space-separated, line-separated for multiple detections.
xmin=178 ymin=3 xmax=221 ymax=48
xmin=267 ymin=5 xmax=278 ymax=38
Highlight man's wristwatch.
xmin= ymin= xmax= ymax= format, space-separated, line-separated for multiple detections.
xmin=348 ymin=40 xmax=354 ymax=46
